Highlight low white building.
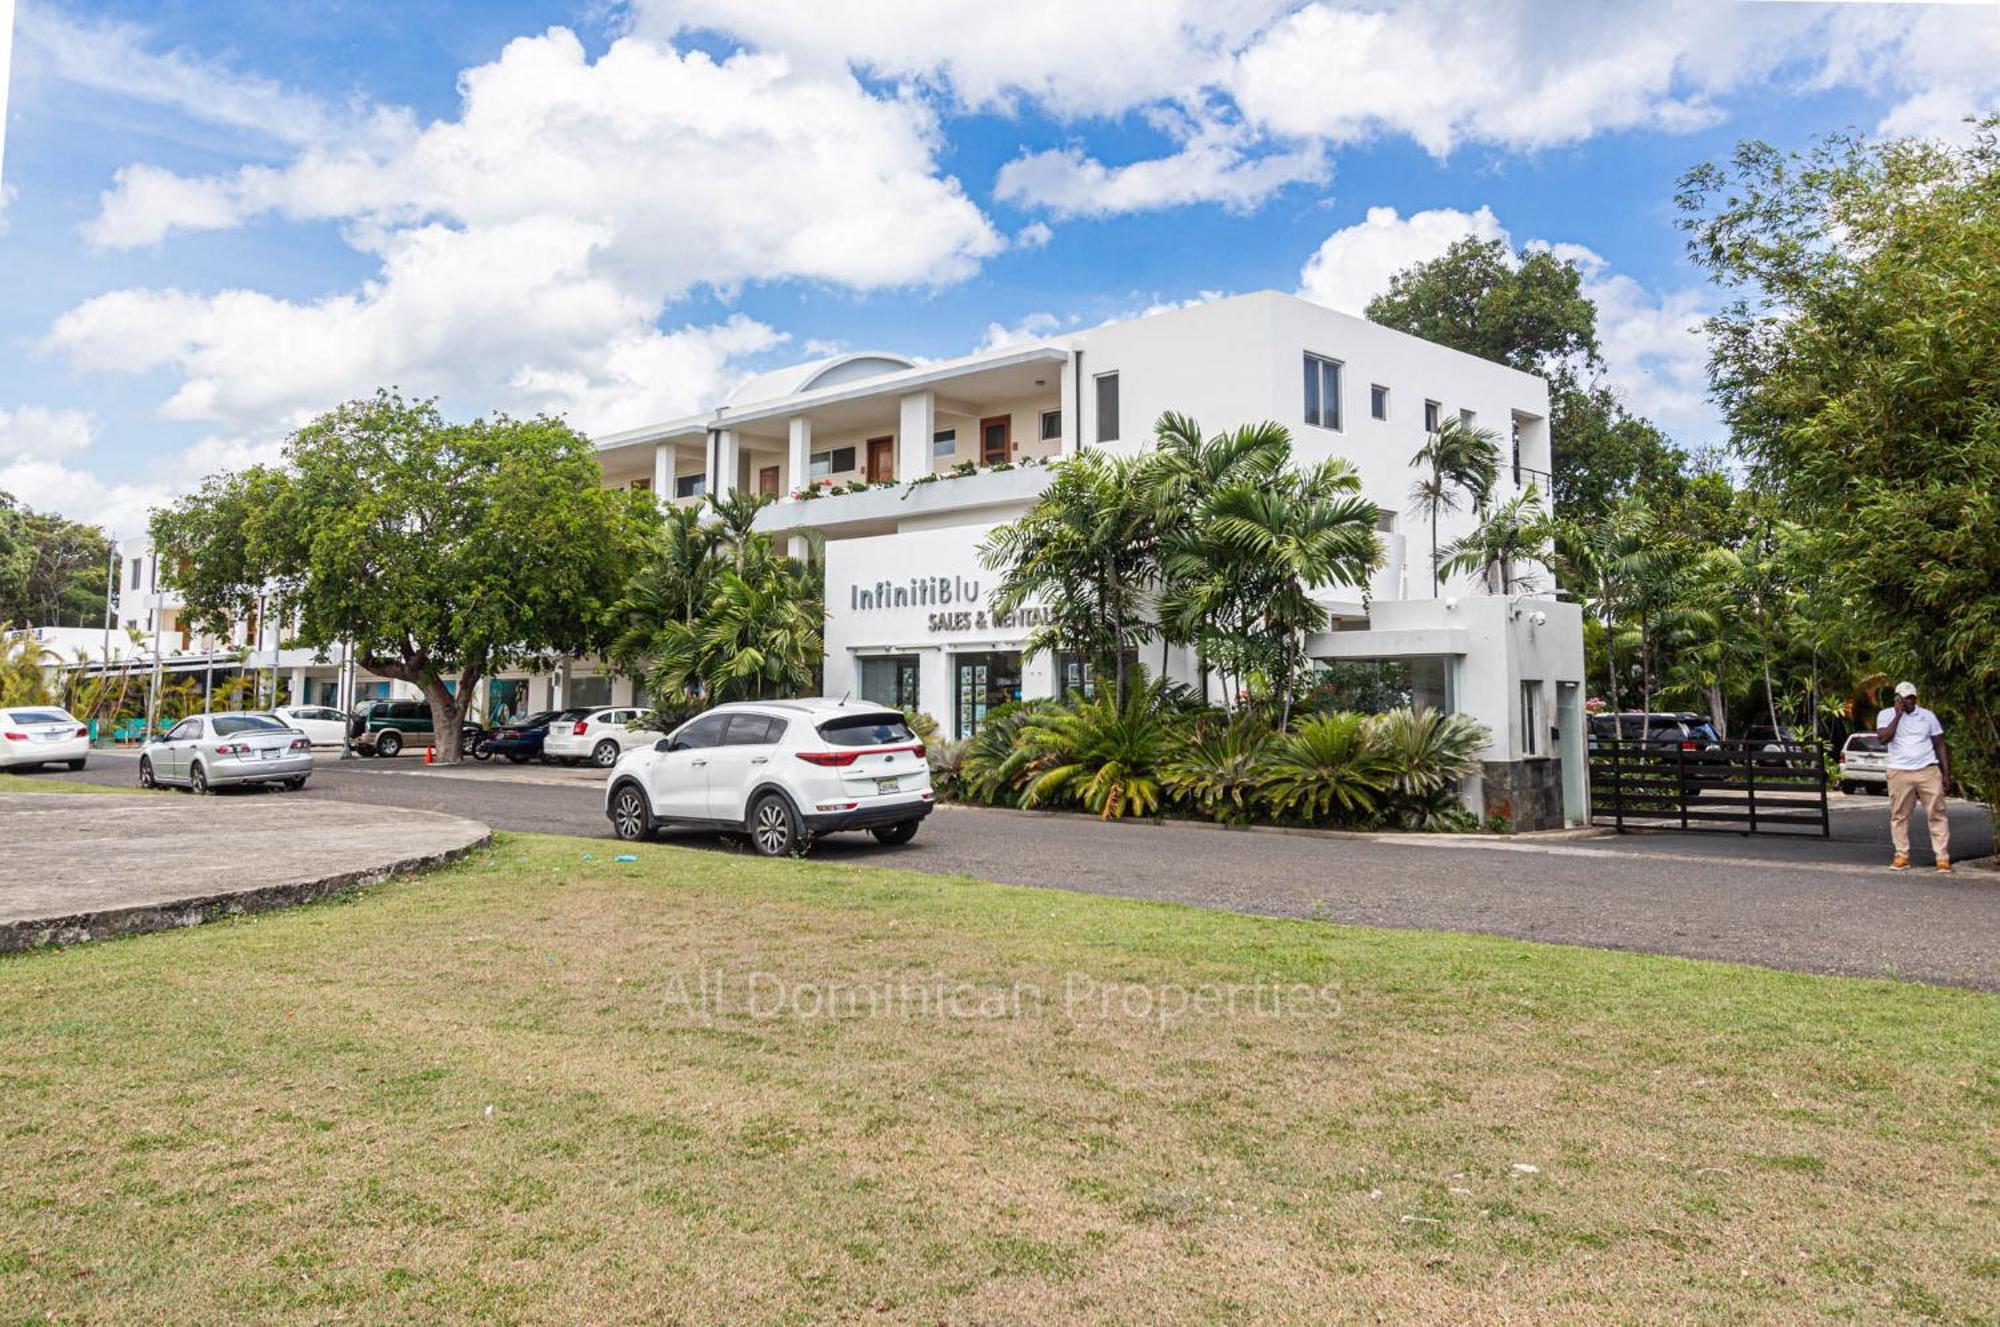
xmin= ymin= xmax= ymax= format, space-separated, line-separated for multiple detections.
xmin=594 ymin=291 xmax=1587 ymax=827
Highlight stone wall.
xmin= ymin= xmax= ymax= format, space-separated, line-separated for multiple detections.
xmin=1481 ymin=757 xmax=1566 ymax=831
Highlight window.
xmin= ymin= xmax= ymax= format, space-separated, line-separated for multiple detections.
xmin=1039 ymin=408 xmax=1062 ymax=441
xmin=630 ymin=476 xmax=651 ymax=493
xmin=214 ymin=714 xmax=288 ymax=736
xmin=1511 ymin=416 xmax=1522 ymax=487
xmin=724 ymin=713 xmax=784 ymax=746
xmin=674 ymin=473 xmax=705 ymax=499
xmin=1369 ymin=384 xmax=1389 ymax=420
xmin=166 ymin=718 xmax=200 ymax=742
xmin=954 ymin=651 xmax=1023 ymax=738
xmin=932 ymin=428 xmax=957 ymax=459
xmin=1375 ymin=510 xmax=1398 ymax=533
xmin=859 ymin=655 xmax=920 ymax=711
xmin=1303 ymin=353 xmax=1342 ymax=430
xmin=809 ymin=445 xmax=857 ymax=478
xmin=569 ymin=676 xmax=613 ymax=708
xmin=818 ymin=713 xmax=918 ymax=747
xmin=130 ymin=558 xmax=142 ymax=590
xmin=1520 ymin=680 xmax=1542 ymax=756
xmin=670 ymin=713 xmax=728 ymax=750
xmin=1055 ymin=652 xmax=1097 ymax=702
xmin=1094 ymin=373 xmax=1120 ymax=443
xmin=1460 ymin=408 xmax=1477 ymax=429
xmin=1423 ymin=399 xmax=1442 ymax=433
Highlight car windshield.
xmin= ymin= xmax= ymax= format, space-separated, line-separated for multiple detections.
xmin=213 ymin=714 xmax=289 ymax=736
xmin=817 ymin=713 xmax=917 ymax=747
xmin=6 ymin=709 xmax=73 ymax=726
xmin=1845 ymin=734 xmax=1886 ymax=753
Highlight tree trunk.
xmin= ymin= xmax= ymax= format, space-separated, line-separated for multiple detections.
xmin=1639 ymin=614 xmax=1653 ymax=718
xmin=1601 ymin=580 xmax=1618 ymax=713
xmin=419 ymin=675 xmax=464 ymax=763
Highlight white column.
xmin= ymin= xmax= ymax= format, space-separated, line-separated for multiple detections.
xmin=787 ymin=535 xmax=809 ymax=562
xmin=786 ymin=416 xmax=811 ymax=498
xmin=898 ymin=390 xmax=934 ymax=481
xmin=652 ymin=441 xmax=672 ymax=506
xmin=288 ymin=667 xmax=307 ymax=708
xmin=1058 ymin=353 xmax=1079 ymax=457
xmin=711 ymin=429 xmax=739 ymax=499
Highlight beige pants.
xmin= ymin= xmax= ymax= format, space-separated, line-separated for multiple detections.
xmin=1887 ymin=765 xmax=1950 ymax=860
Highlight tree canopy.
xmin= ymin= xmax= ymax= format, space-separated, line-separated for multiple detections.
xmin=152 ymin=392 xmax=650 ymax=761
xmin=0 ymin=493 xmax=114 ymax=630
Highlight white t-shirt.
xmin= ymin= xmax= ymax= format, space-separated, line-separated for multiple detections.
xmin=1876 ymin=705 xmax=1944 ymax=771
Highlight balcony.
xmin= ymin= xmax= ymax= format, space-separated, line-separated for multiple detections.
xmin=752 ymin=459 xmax=1058 ymax=538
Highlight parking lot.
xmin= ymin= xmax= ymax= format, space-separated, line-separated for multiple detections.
xmin=28 ymin=749 xmax=1997 ymax=989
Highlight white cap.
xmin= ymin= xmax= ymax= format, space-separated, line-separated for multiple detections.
xmin=1894 ymin=681 xmax=1918 ymax=698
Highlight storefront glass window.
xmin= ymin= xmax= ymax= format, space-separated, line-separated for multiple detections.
xmin=953 ymin=651 xmax=1023 ymax=738
xmin=859 ymin=655 xmax=921 ymax=712
xmin=1304 ymin=657 xmax=1453 ymax=715
xmin=569 ymin=675 xmax=613 ymax=709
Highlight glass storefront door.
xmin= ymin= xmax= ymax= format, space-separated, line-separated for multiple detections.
xmin=953 ymin=652 xmax=1023 ymax=738
xmin=859 ymin=655 xmax=921 ymax=711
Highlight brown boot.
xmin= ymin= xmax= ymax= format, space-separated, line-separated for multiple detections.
xmin=1890 ymin=853 xmax=1910 ymax=871
xmin=1936 ymin=858 xmax=1953 ymax=874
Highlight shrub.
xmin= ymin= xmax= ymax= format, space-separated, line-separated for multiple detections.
xmin=926 ymin=737 xmax=969 ymax=801
xmin=1368 ymin=707 xmax=1490 ymax=830
xmin=1015 ymin=680 xmax=1172 ymax=819
xmin=1259 ymin=712 xmax=1390 ymax=824
xmin=901 ymin=708 xmax=940 ymax=742
xmin=1163 ymin=712 xmax=1275 ymax=824
xmin=958 ymin=698 xmax=1060 ymax=805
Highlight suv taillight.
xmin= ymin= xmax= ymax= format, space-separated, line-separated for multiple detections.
xmin=574 ymin=720 xmax=589 ymax=735
xmin=1679 ymin=740 xmax=1697 ymax=751
xmin=797 ymin=751 xmax=860 ymax=767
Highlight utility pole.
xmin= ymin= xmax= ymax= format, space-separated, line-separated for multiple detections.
xmin=145 ymin=551 xmax=164 ymax=736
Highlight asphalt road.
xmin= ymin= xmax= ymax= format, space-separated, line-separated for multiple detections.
xmin=37 ymin=749 xmax=2000 ymax=990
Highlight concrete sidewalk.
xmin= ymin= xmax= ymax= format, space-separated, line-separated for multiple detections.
xmin=0 ymin=793 xmax=489 ymax=951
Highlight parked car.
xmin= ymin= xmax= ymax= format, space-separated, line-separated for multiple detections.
xmin=1838 ymin=732 xmax=1889 ymax=794
xmin=543 ymin=705 xmax=655 ymax=768
xmin=271 ymin=704 xmax=351 ymax=748
xmin=347 ymin=699 xmax=481 ymax=757
xmin=476 ymin=709 xmax=580 ymax=764
xmin=604 ymin=699 xmax=933 ymax=855
xmin=0 ymin=705 xmax=90 ymax=772
xmin=139 ymin=712 xmax=314 ymax=792
xmin=1743 ymin=723 xmax=1819 ymax=771
xmin=1587 ymin=711 xmax=1730 ymax=788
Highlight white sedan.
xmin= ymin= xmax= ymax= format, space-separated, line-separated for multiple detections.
xmin=0 ymin=706 xmax=91 ymax=772
xmin=272 ymin=705 xmax=352 ymax=748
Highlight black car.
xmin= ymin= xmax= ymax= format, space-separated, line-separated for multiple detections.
xmin=1588 ymin=711 xmax=1730 ymax=789
xmin=476 ymin=709 xmax=582 ymax=764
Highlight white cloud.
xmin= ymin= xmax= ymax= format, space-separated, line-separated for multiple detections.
xmin=1298 ymin=207 xmax=1721 ymax=443
xmin=995 ymin=118 xmax=1326 ymax=219
xmin=15 ymin=2 xmax=412 ymax=151
xmin=1298 ymin=205 xmax=1508 ymax=314
xmin=975 ymin=312 xmax=1063 ymax=353
xmin=60 ymin=29 xmax=1004 ymax=438
xmin=0 ymin=405 xmax=97 ymax=460
xmin=1013 ymin=221 xmax=1053 ymax=250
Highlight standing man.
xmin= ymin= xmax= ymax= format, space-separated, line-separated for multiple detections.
xmin=1876 ymin=681 xmax=1951 ymax=873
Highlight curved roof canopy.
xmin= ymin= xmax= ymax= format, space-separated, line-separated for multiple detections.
xmin=725 ymin=352 xmax=918 ymax=407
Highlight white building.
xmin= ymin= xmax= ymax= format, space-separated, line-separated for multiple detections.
xmin=593 ymin=291 xmax=1587 ymax=827
xmin=59 ymin=291 xmax=1586 ymax=824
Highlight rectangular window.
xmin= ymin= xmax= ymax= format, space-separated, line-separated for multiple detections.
xmin=1520 ymin=680 xmax=1542 ymax=756
xmin=954 ymin=651 xmax=1024 ymax=739
xmin=674 ymin=473 xmax=705 ymax=499
xmin=1460 ymin=408 xmax=1477 ymax=429
xmin=1423 ymin=399 xmax=1442 ymax=432
xmin=130 ymin=558 xmax=142 ymax=590
xmin=809 ymin=450 xmax=831 ymax=479
xmin=1094 ymin=373 xmax=1120 ymax=443
xmin=1039 ymin=408 xmax=1062 ymax=441
xmin=1511 ymin=416 xmax=1523 ymax=487
xmin=932 ymin=428 xmax=957 ymax=459
xmin=1303 ymin=353 xmax=1342 ymax=430
xmin=1370 ymin=384 xmax=1389 ymax=420
xmin=1375 ymin=510 xmax=1398 ymax=533
xmin=810 ymin=447 xmax=857 ymax=479
xmin=859 ymin=655 xmax=921 ymax=711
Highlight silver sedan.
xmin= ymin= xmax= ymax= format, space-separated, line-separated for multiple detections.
xmin=139 ymin=713 xmax=316 ymax=793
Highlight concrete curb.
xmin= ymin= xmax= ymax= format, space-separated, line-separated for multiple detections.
xmin=0 ymin=832 xmax=491 ymax=955
xmin=931 ymin=800 xmax=1611 ymax=843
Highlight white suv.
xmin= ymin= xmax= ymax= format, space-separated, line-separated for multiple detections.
xmin=544 ymin=706 xmax=651 ymax=768
xmin=604 ymin=699 xmax=933 ymax=855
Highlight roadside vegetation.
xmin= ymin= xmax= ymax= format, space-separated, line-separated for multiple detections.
xmin=1 ymin=833 xmax=1991 ymax=1324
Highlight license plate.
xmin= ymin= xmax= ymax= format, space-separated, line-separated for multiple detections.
xmin=38 ymin=732 xmax=64 ymax=741
xmin=260 ymin=749 xmax=279 ymax=760
xmin=876 ymin=776 xmax=900 ymax=793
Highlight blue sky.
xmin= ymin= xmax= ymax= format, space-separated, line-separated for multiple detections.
xmin=1 ymin=0 xmax=1996 ymax=537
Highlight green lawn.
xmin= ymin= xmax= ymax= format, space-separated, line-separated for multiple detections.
xmin=0 ymin=772 xmax=138 ymax=795
xmin=1 ymin=833 xmax=1993 ymax=1324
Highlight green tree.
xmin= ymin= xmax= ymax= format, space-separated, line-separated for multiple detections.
xmin=1680 ymin=124 xmax=2000 ymax=790
xmin=1438 ymin=485 xmax=1559 ymax=594
xmin=152 ymin=392 xmax=647 ymax=762
xmin=1408 ymin=418 xmax=1501 ymax=594
xmin=0 ymin=494 xmax=114 ymax=629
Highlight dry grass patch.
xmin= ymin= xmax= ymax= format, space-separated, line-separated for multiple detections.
xmin=1 ymin=832 xmax=1994 ymax=1324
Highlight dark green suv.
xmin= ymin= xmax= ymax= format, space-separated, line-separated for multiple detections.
xmin=347 ymin=700 xmax=478 ymax=757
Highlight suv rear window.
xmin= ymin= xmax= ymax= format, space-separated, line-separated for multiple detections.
xmin=1845 ymin=734 xmax=1885 ymax=753
xmin=818 ymin=713 xmax=916 ymax=747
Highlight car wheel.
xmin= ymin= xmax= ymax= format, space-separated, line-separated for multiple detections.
xmin=471 ymin=740 xmax=494 ymax=762
xmin=1838 ymin=780 xmax=1855 ymax=795
xmin=748 ymin=792 xmax=805 ymax=857
xmin=870 ymin=820 xmax=920 ymax=846
xmin=609 ymin=784 xmax=652 ymax=842
xmin=66 ymin=758 xmax=86 ymax=772
xmin=376 ymin=732 xmax=403 ymax=758
xmin=138 ymin=756 xmax=156 ymax=789
xmin=285 ymin=777 xmax=308 ymax=791
xmin=189 ymin=762 xmax=210 ymax=795
xmin=592 ymin=739 xmax=621 ymax=768
xmin=506 ymin=752 xmax=530 ymax=765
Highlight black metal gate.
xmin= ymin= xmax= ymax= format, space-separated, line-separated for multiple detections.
xmin=1589 ymin=738 xmax=1830 ymax=837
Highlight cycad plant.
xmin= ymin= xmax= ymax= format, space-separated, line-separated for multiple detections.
xmin=1162 ymin=711 xmax=1275 ymax=824
xmin=958 ymin=698 xmax=1058 ymax=805
xmin=1367 ymin=707 xmax=1489 ymax=830
xmin=1015 ymin=678 xmax=1172 ymax=819
xmin=1259 ymin=711 xmax=1390 ymax=824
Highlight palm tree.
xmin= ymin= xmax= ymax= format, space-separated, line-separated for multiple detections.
xmin=1437 ymin=484 xmax=1559 ymax=594
xmin=981 ymin=450 xmax=1158 ymax=704
xmin=607 ymin=504 xmax=725 ymax=677
xmin=706 ymin=490 xmax=774 ymax=571
xmin=644 ymin=557 xmax=822 ymax=708
xmin=1409 ymin=418 xmax=1502 ymax=595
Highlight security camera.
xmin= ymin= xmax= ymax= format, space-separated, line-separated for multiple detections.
xmin=1444 ymin=596 xmax=1459 ymax=611
xmin=1529 ymin=610 xmax=1548 ymax=627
